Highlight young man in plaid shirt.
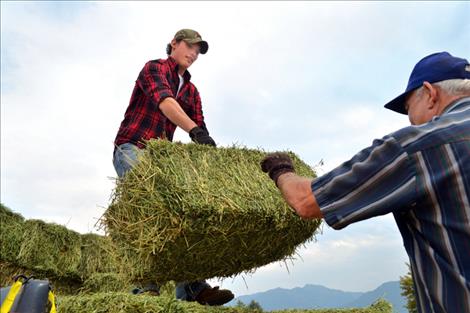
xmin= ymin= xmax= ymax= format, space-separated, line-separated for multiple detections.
xmin=113 ymin=29 xmax=234 ymax=306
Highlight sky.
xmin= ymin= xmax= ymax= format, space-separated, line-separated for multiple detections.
xmin=1 ymin=1 xmax=469 ymax=298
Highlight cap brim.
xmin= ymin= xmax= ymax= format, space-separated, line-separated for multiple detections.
xmin=185 ymin=39 xmax=208 ymax=54
xmin=384 ymin=91 xmax=411 ymax=115
xmin=198 ymin=41 xmax=208 ymax=54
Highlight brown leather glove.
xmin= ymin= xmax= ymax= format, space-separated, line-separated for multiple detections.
xmin=261 ymin=152 xmax=295 ymax=186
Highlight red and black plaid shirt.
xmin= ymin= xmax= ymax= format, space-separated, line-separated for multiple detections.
xmin=114 ymin=57 xmax=206 ymax=148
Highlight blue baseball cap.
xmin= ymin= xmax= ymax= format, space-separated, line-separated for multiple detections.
xmin=384 ymin=52 xmax=470 ymax=114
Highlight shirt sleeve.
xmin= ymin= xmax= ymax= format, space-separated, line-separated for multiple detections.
xmin=136 ymin=61 xmax=174 ymax=106
xmin=313 ymin=135 xmax=418 ymax=229
xmin=192 ymin=86 xmax=207 ymax=130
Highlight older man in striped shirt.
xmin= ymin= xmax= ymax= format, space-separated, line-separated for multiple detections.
xmin=261 ymin=52 xmax=470 ymax=312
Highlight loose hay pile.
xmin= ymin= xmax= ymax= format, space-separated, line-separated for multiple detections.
xmin=104 ymin=140 xmax=322 ymax=283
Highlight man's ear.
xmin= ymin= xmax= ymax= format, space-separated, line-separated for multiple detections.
xmin=422 ymin=81 xmax=439 ymax=109
xmin=170 ymin=39 xmax=177 ymax=50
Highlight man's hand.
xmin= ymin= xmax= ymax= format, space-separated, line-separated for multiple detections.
xmin=261 ymin=153 xmax=320 ymax=218
xmin=189 ymin=126 xmax=217 ymax=147
xmin=261 ymin=153 xmax=295 ymax=186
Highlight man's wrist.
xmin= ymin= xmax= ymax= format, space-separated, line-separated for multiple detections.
xmin=275 ymin=171 xmax=296 ymax=188
xmin=270 ymin=165 xmax=295 ymax=186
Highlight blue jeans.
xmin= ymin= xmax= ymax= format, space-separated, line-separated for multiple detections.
xmin=113 ymin=143 xmax=210 ymax=300
xmin=113 ymin=143 xmax=140 ymax=178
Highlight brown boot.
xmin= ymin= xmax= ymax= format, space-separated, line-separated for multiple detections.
xmin=195 ymin=286 xmax=234 ymax=306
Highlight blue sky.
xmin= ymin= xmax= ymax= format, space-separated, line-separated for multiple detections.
xmin=1 ymin=1 xmax=469 ymax=297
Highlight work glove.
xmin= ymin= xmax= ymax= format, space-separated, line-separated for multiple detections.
xmin=189 ymin=126 xmax=217 ymax=147
xmin=261 ymin=152 xmax=295 ymax=186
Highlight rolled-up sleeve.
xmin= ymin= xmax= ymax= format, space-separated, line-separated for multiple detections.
xmin=313 ymin=135 xmax=417 ymax=229
xmin=136 ymin=61 xmax=174 ymax=106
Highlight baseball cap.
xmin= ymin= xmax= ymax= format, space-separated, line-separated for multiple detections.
xmin=174 ymin=29 xmax=208 ymax=54
xmin=384 ymin=52 xmax=470 ymax=114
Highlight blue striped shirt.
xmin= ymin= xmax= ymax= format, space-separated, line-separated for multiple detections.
xmin=313 ymin=97 xmax=470 ymax=313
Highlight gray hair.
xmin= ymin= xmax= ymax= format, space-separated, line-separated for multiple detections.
xmin=434 ymin=79 xmax=470 ymax=95
xmin=415 ymin=79 xmax=470 ymax=97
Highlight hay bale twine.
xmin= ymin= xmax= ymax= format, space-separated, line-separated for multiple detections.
xmin=105 ymin=140 xmax=321 ymax=283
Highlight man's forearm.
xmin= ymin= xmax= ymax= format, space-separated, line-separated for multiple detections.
xmin=276 ymin=173 xmax=322 ymax=219
xmin=159 ymin=97 xmax=197 ymax=132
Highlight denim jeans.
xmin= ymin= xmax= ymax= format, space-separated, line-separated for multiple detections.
xmin=113 ymin=143 xmax=210 ymax=300
xmin=113 ymin=143 xmax=140 ymax=178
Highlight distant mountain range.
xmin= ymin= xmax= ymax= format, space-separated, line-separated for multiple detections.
xmin=229 ymin=281 xmax=407 ymax=313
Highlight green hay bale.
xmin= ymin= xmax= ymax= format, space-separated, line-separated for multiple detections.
xmin=0 ymin=203 xmax=24 ymax=224
xmin=81 ymin=272 xmax=131 ymax=293
xmin=0 ymin=260 xmax=33 ymax=287
xmin=78 ymin=233 xmax=122 ymax=279
xmin=58 ymin=292 xmax=239 ymax=312
xmin=0 ymin=204 xmax=25 ymax=262
xmin=17 ymin=219 xmax=82 ymax=278
xmin=105 ymin=140 xmax=321 ymax=283
xmin=58 ymin=292 xmax=187 ymax=313
xmin=57 ymin=293 xmax=392 ymax=313
xmin=0 ymin=260 xmax=82 ymax=295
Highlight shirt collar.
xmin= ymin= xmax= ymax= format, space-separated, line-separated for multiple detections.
xmin=442 ymin=96 xmax=470 ymax=115
xmin=167 ymin=57 xmax=192 ymax=82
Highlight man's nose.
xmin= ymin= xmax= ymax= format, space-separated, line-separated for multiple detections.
xmin=190 ymin=50 xmax=198 ymax=59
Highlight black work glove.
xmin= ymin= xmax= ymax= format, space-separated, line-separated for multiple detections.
xmin=189 ymin=126 xmax=217 ymax=147
xmin=261 ymin=152 xmax=295 ymax=186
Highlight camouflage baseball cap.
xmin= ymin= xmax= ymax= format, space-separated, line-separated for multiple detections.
xmin=174 ymin=29 xmax=208 ymax=54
